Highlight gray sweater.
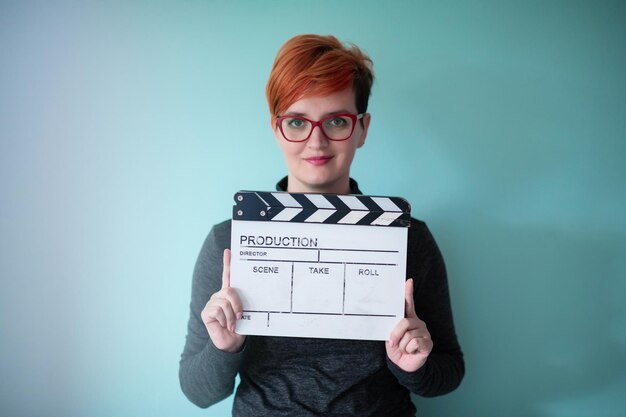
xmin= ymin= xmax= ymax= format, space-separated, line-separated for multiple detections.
xmin=179 ymin=179 xmax=464 ymax=416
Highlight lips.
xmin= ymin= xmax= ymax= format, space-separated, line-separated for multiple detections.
xmin=304 ymin=155 xmax=334 ymax=166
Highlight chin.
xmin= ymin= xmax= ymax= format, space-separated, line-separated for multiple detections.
xmin=309 ymin=178 xmax=344 ymax=193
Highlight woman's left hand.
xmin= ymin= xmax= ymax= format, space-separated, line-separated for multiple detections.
xmin=386 ymin=278 xmax=433 ymax=372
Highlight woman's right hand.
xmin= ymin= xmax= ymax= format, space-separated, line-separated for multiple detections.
xmin=201 ymin=249 xmax=246 ymax=352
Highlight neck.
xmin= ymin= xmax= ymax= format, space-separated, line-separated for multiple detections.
xmin=286 ymin=176 xmax=351 ymax=195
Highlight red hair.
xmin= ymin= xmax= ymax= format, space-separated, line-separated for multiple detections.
xmin=266 ymin=34 xmax=374 ymax=125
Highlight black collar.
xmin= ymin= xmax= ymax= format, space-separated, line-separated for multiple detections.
xmin=276 ymin=176 xmax=362 ymax=195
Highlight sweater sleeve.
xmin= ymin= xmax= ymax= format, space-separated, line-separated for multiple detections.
xmin=179 ymin=221 xmax=244 ymax=408
xmin=387 ymin=220 xmax=465 ymax=397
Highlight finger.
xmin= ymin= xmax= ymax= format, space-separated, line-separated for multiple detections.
xmin=405 ymin=278 xmax=417 ymax=318
xmin=221 ymin=249 xmax=231 ymax=289
xmin=202 ymin=304 xmax=227 ymax=329
xmin=398 ymin=332 xmax=420 ymax=354
xmin=222 ymin=300 xmax=238 ymax=333
xmin=222 ymin=287 xmax=244 ymax=320
xmin=210 ymin=286 xmax=244 ymax=321
xmin=397 ymin=329 xmax=413 ymax=352
xmin=211 ymin=297 xmax=238 ymax=332
xmin=399 ymin=330 xmax=432 ymax=355
xmin=388 ymin=318 xmax=413 ymax=347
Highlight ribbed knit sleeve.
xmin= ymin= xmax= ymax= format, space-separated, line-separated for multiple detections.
xmin=179 ymin=220 xmax=243 ymax=408
xmin=386 ymin=220 xmax=465 ymax=397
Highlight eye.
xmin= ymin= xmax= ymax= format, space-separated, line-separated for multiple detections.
xmin=327 ymin=116 xmax=349 ymax=128
xmin=285 ymin=118 xmax=307 ymax=129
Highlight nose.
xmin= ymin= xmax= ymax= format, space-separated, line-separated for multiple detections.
xmin=307 ymin=125 xmax=329 ymax=149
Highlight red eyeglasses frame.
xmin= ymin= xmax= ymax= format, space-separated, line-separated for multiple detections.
xmin=275 ymin=113 xmax=365 ymax=142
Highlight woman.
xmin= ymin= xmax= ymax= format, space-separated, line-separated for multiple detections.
xmin=179 ymin=34 xmax=464 ymax=416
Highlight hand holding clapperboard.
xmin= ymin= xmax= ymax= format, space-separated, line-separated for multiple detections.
xmin=230 ymin=190 xmax=411 ymax=341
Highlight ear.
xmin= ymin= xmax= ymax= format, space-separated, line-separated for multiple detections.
xmin=271 ymin=117 xmax=281 ymax=142
xmin=356 ymin=113 xmax=371 ymax=148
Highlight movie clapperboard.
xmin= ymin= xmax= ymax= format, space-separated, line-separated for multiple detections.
xmin=230 ymin=191 xmax=411 ymax=341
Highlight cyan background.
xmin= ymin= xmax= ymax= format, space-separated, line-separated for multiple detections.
xmin=1 ymin=1 xmax=625 ymax=416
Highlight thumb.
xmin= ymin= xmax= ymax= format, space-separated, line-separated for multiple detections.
xmin=405 ymin=278 xmax=417 ymax=318
xmin=221 ymin=249 xmax=231 ymax=289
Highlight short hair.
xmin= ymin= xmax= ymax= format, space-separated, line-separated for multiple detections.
xmin=266 ymin=34 xmax=374 ymax=125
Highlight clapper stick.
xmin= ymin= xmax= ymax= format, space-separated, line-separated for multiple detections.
xmin=230 ymin=191 xmax=411 ymax=341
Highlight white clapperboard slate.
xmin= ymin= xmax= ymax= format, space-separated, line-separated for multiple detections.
xmin=230 ymin=191 xmax=411 ymax=341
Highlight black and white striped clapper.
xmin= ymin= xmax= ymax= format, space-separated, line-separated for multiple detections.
xmin=232 ymin=191 xmax=411 ymax=227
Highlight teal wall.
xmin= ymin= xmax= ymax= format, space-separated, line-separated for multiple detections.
xmin=1 ymin=1 xmax=625 ymax=416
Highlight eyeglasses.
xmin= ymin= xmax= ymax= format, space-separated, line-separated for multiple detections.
xmin=276 ymin=113 xmax=364 ymax=142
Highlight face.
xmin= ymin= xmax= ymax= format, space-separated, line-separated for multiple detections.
xmin=273 ymin=88 xmax=370 ymax=194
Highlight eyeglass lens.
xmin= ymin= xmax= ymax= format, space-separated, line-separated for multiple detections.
xmin=280 ymin=115 xmax=354 ymax=141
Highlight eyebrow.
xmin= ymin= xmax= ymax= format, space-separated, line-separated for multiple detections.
xmin=282 ymin=109 xmax=353 ymax=118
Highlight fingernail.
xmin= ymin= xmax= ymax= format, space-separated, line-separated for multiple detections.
xmin=237 ymin=312 xmax=243 ymax=320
